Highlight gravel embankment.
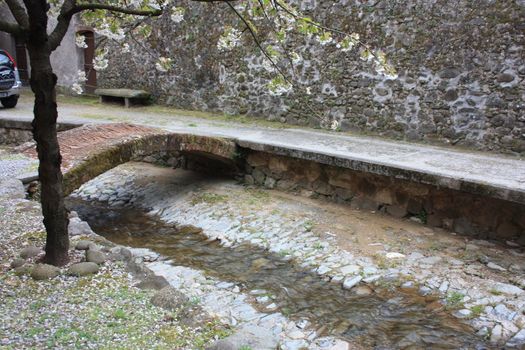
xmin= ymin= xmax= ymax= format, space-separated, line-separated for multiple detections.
xmin=0 ymin=175 xmax=229 ymax=350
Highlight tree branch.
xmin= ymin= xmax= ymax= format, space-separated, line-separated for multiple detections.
xmin=67 ymin=3 xmax=162 ymax=17
xmin=49 ymin=0 xmax=162 ymax=52
xmin=225 ymin=1 xmax=291 ymax=85
xmin=5 ymin=0 xmax=29 ymax=29
xmin=0 ymin=18 xmax=23 ymax=35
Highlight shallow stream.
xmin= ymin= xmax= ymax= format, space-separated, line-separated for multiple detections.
xmin=69 ymin=197 xmax=489 ymax=349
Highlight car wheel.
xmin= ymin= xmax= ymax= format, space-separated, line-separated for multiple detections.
xmin=1 ymin=95 xmax=18 ymax=108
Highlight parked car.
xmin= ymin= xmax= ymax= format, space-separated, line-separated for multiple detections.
xmin=0 ymin=49 xmax=22 ymax=108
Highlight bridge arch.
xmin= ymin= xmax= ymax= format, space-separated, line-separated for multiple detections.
xmin=24 ymin=123 xmax=239 ymax=195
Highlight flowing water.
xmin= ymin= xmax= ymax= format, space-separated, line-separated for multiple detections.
xmin=69 ymin=198 xmax=490 ymax=349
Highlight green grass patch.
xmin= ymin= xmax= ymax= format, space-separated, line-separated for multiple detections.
xmin=489 ymin=289 xmax=503 ymax=296
xmin=469 ymin=305 xmax=484 ymax=318
xmin=445 ymin=292 xmax=465 ymax=310
xmin=190 ymin=192 xmax=229 ymax=206
xmin=78 ymin=113 xmax=125 ymax=122
xmin=304 ymin=220 xmax=315 ymax=232
xmin=57 ymin=94 xmax=100 ymax=106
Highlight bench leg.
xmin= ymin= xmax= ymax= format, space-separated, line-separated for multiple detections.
xmin=124 ymin=97 xmax=130 ymax=108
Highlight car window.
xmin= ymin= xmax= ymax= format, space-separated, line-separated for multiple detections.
xmin=0 ymin=52 xmax=12 ymax=65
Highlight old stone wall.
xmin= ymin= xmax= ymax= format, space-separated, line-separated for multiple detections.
xmin=100 ymin=0 xmax=525 ymax=154
xmin=0 ymin=128 xmax=33 ymax=145
xmin=0 ymin=120 xmax=79 ymax=145
xmin=242 ymin=150 xmax=525 ymax=244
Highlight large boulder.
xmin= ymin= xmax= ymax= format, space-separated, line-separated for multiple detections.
xmin=150 ymin=286 xmax=188 ymax=311
xmin=20 ymin=246 xmax=43 ymax=260
xmin=10 ymin=258 xmax=25 ymax=269
xmin=206 ymin=325 xmax=279 ymax=350
xmin=68 ymin=217 xmax=95 ymax=236
xmin=31 ymin=264 xmax=60 ymax=280
xmin=135 ymin=275 xmax=169 ymax=290
xmin=205 ymin=340 xmax=236 ymax=350
xmin=86 ymin=250 xmax=107 ymax=264
xmin=109 ymin=247 xmax=132 ymax=262
xmin=13 ymin=264 xmax=32 ymax=276
xmin=68 ymin=262 xmax=99 ymax=276
xmin=75 ymin=240 xmax=92 ymax=250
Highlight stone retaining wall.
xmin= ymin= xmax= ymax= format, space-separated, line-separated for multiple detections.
xmin=0 ymin=119 xmax=78 ymax=145
xmin=134 ymin=146 xmax=525 ymax=243
xmin=99 ymin=0 xmax=525 ymax=154
xmin=242 ymin=151 xmax=525 ymax=243
xmin=0 ymin=127 xmax=33 ymax=145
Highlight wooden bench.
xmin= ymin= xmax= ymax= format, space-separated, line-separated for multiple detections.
xmin=95 ymin=88 xmax=151 ymax=108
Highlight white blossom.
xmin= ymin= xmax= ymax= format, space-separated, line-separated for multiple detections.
xmin=95 ymin=21 xmax=125 ymax=41
xmin=317 ymin=32 xmax=333 ymax=46
xmin=217 ymin=27 xmax=242 ymax=51
xmin=360 ymin=48 xmax=373 ymax=62
xmin=281 ymin=13 xmax=296 ymax=31
xmin=267 ymin=77 xmax=293 ymax=96
xmin=121 ymin=43 xmax=130 ymax=53
xmin=75 ymin=34 xmax=88 ymax=49
xmin=261 ymin=59 xmax=276 ymax=73
xmin=71 ymin=70 xmax=87 ymax=94
xmin=330 ymin=120 xmax=339 ymax=131
xmin=127 ymin=0 xmax=143 ymax=8
xmin=337 ymin=33 xmax=360 ymax=52
xmin=155 ymin=57 xmax=173 ymax=72
xmin=291 ymin=52 xmax=303 ymax=65
xmin=93 ymin=50 xmax=109 ymax=71
xmin=170 ymin=7 xmax=185 ymax=23
xmin=71 ymin=83 xmax=83 ymax=95
xmin=234 ymin=2 xmax=246 ymax=12
xmin=76 ymin=70 xmax=87 ymax=83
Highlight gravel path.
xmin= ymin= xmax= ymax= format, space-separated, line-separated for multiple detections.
xmin=0 ymin=146 xmax=38 ymax=180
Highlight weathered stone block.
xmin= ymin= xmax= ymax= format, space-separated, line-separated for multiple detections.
xmin=335 ymin=187 xmax=354 ymax=201
xmin=496 ymin=222 xmax=520 ymax=239
xmin=246 ymin=153 xmax=269 ymax=167
xmin=386 ymin=205 xmax=408 ymax=218
xmin=268 ymin=157 xmax=289 ymax=174
xmin=350 ymin=196 xmax=378 ymax=211
xmin=244 ymin=174 xmax=254 ymax=185
xmin=276 ymin=179 xmax=296 ymax=191
xmin=357 ymin=178 xmax=377 ymax=196
xmin=327 ymin=169 xmax=355 ymax=190
xmin=454 ymin=218 xmax=476 ymax=236
xmin=264 ymin=177 xmax=277 ymax=189
xmin=305 ymin=162 xmax=322 ymax=183
xmin=252 ymin=168 xmax=266 ymax=185
xmin=374 ymin=189 xmax=393 ymax=205
xmin=406 ymin=198 xmax=423 ymax=215
xmin=313 ymin=180 xmax=334 ymax=196
xmin=427 ymin=213 xmax=443 ymax=227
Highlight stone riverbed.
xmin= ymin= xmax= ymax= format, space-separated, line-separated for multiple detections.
xmin=70 ymin=161 xmax=525 ymax=348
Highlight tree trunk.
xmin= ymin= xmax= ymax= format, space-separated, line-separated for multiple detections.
xmin=26 ymin=30 xmax=69 ymax=266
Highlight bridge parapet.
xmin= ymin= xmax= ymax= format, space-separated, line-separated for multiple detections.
xmin=21 ymin=123 xmax=239 ymax=195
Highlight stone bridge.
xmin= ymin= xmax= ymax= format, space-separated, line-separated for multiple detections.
xmin=22 ymin=123 xmax=239 ymax=195
xmin=15 ymin=122 xmax=525 ymax=243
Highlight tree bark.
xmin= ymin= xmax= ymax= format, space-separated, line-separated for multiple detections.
xmin=25 ymin=0 xmax=69 ymax=266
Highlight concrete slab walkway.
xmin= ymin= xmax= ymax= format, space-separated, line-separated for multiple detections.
xmin=1 ymin=93 xmax=524 ymax=204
